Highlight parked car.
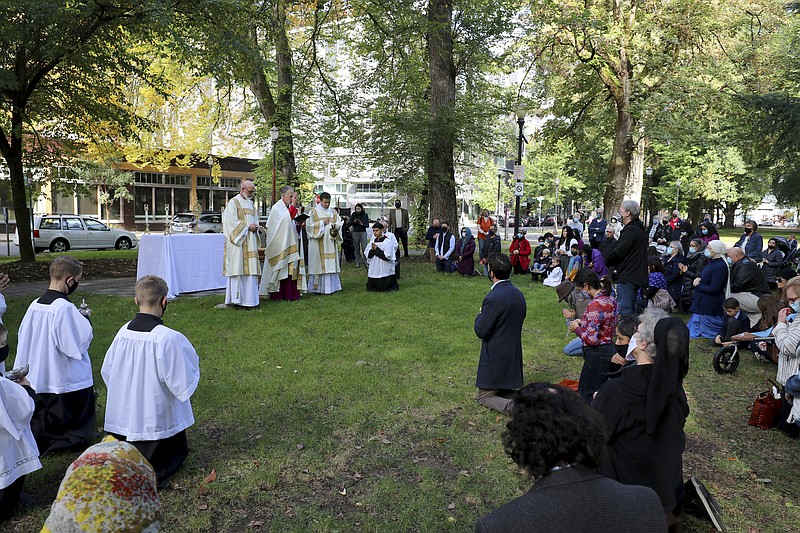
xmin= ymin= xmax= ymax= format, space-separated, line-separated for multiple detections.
xmin=171 ymin=212 xmax=223 ymax=233
xmin=14 ymin=215 xmax=138 ymax=253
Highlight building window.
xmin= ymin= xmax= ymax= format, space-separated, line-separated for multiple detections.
xmin=356 ymin=183 xmax=384 ymax=193
xmin=78 ymin=188 xmax=99 ymax=216
xmin=220 ymin=177 xmax=241 ymax=189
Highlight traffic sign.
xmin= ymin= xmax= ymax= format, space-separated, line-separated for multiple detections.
xmin=514 ymin=181 xmax=524 ymax=197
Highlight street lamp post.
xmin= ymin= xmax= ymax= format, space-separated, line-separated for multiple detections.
xmin=645 ymin=166 xmax=653 ymax=225
xmin=536 ymin=196 xmax=544 ymax=231
xmin=496 ymin=170 xmax=502 ymax=221
xmin=554 ymin=177 xmax=560 ymax=227
xmin=270 ymin=126 xmax=279 ymax=205
xmin=207 ymin=155 xmax=214 ymax=211
xmin=514 ymin=107 xmax=526 ymax=237
xmin=675 ymin=178 xmax=682 ymax=213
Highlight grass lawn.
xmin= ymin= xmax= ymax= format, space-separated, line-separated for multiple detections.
xmin=4 ymin=257 xmax=800 ymax=532
xmin=717 ymin=226 xmax=797 ymax=244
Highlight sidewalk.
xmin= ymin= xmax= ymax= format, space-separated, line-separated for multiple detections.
xmin=3 ymin=277 xmax=225 ymax=300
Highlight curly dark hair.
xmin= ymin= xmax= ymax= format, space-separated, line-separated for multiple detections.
xmin=503 ymin=383 xmax=608 ymax=479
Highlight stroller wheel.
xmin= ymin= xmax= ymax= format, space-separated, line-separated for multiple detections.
xmin=713 ymin=344 xmax=740 ymax=374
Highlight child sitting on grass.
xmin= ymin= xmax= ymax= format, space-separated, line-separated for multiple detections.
xmin=714 ymin=297 xmax=750 ymax=346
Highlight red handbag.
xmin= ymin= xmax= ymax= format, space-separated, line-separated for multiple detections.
xmin=748 ymin=381 xmax=782 ymax=430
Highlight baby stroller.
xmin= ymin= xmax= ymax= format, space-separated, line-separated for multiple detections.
xmin=712 ymin=334 xmax=775 ymax=374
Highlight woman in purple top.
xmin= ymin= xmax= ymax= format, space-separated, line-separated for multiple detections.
xmin=698 ymin=221 xmax=719 ymax=244
xmin=454 ymin=227 xmax=477 ymax=276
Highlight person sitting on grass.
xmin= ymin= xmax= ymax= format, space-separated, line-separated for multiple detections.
xmin=731 ymin=294 xmax=782 ymax=364
xmin=475 ymin=383 xmax=665 ymax=532
xmin=713 ymin=297 xmax=750 ymax=347
xmin=530 ymin=248 xmax=552 ymax=281
xmin=102 ymin=275 xmax=200 ymax=489
xmin=15 ymin=256 xmax=95 ymax=456
xmin=565 ymin=243 xmax=583 ymax=281
xmin=542 ymin=256 xmax=564 ymax=287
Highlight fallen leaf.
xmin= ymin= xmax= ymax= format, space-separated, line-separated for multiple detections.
xmin=249 ymin=520 xmax=264 ymax=527
xmin=296 ymin=443 xmax=305 ymax=450
xmin=447 ymin=516 xmax=456 ymax=523
xmin=276 ymin=365 xmax=282 ymax=369
xmin=355 ymin=502 xmax=363 ymax=507
xmin=755 ymin=478 xmax=772 ymax=483
xmin=197 ymin=485 xmax=209 ymax=496
xmin=467 ymin=421 xmax=476 ymax=427
xmin=356 ymin=360 xmax=367 ymax=366
xmin=381 ymin=438 xmax=391 ymax=444
xmin=197 ymin=503 xmax=208 ymax=510
xmin=727 ymin=457 xmax=737 ymax=461
xmin=459 ymin=470 xmax=470 ymax=476
xmin=447 ymin=503 xmax=456 ymax=510
xmin=204 ymin=469 xmax=217 ymax=483
xmin=435 ymin=438 xmax=444 ymax=443
xmin=339 ymin=488 xmax=347 ymax=495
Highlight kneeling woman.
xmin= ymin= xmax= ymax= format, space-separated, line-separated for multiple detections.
xmin=567 ymin=269 xmax=617 ymax=402
xmin=592 ymin=309 xmax=690 ymax=532
xmin=365 ymin=223 xmax=399 ymax=292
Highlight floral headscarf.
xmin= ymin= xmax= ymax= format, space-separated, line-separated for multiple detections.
xmin=42 ymin=436 xmax=161 ymax=532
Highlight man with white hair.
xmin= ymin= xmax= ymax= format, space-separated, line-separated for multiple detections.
xmin=600 ymin=226 xmax=617 ymax=261
xmin=222 ymin=180 xmax=260 ymax=308
xmin=728 ymin=246 xmax=771 ymax=328
xmin=260 ymin=186 xmax=306 ymax=301
xmin=605 ymin=200 xmax=648 ymax=316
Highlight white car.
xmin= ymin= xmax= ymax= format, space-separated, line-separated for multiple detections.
xmin=14 ymin=215 xmax=138 ymax=253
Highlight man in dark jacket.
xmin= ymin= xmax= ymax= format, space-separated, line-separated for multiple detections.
xmin=733 ymin=219 xmax=764 ymax=262
xmin=606 ymin=200 xmax=649 ymax=316
xmin=588 ymin=212 xmax=607 ymax=249
xmin=728 ymin=246 xmax=771 ymax=328
xmin=474 ymin=254 xmax=526 ymax=414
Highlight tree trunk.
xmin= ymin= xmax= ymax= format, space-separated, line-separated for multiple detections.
xmin=1 ymin=109 xmax=35 ymax=262
xmin=603 ymin=101 xmax=635 ymax=219
xmin=274 ymin=2 xmax=297 ymax=185
xmin=722 ymin=202 xmax=738 ymax=228
xmin=426 ymin=0 xmax=457 ymax=230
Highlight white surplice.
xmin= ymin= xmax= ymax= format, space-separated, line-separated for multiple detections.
xmin=306 ymin=204 xmax=343 ymax=294
xmin=222 ymin=193 xmax=260 ymax=306
xmin=365 ymin=237 xmax=397 ymax=279
xmin=16 ymin=298 xmax=93 ymax=394
xmin=260 ymin=200 xmax=306 ymax=295
xmin=102 ymin=324 xmax=200 ymax=441
xmin=0 ymin=377 xmax=41 ymax=490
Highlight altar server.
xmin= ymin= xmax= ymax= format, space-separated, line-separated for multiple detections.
xmin=306 ymin=191 xmax=343 ymax=294
xmin=16 ymin=256 xmax=94 ymax=455
xmin=0 ymin=373 xmax=42 ymax=520
xmin=102 ymin=275 xmax=200 ymax=488
xmin=365 ymin=223 xmax=399 ymax=292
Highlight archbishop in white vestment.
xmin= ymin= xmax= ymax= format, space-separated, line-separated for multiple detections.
xmin=16 ymin=264 xmax=95 ymax=455
xmin=260 ymin=186 xmax=306 ymax=300
xmin=222 ymin=181 xmax=260 ymax=307
xmin=306 ymin=192 xmax=343 ymax=294
xmin=0 ymin=376 xmax=42 ymax=519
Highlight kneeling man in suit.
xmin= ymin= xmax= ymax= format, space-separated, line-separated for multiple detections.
xmin=475 ymin=383 xmax=666 ymax=532
xmin=474 ymin=254 xmax=526 ymax=414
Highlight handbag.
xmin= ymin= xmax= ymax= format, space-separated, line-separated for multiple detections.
xmin=748 ymin=380 xmax=782 ymax=429
xmin=647 ymin=288 xmax=676 ymax=310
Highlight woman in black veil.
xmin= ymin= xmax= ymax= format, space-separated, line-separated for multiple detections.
xmin=592 ymin=309 xmax=690 ymax=532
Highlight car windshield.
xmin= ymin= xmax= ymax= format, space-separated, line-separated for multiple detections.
xmin=173 ymin=215 xmax=194 ymax=223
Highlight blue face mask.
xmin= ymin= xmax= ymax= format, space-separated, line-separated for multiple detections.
xmin=701 ymin=229 xmax=708 ymax=235
xmin=689 ymin=246 xmax=696 ymax=254
xmin=726 ymin=257 xmax=733 ymax=266
xmin=704 ymin=249 xmax=712 ymax=258
xmin=792 ymin=302 xmax=800 ymax=313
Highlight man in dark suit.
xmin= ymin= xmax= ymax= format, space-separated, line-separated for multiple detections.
xmin=474 ymin=254 xmax=526 ymax=414
xmin=388 ymin=200 xmax=410 ymax=257
xmin=475 ymin=383 xmax=666 ymax=533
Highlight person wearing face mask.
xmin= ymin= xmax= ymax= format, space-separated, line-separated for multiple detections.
xmin=568 ymin=213 xmax=584 ymax=239
xmin=728 ymin=246 xmax=771 ymax=328
xmin=697 ymin=221 xmax=719 ymax=244
xmin=480 ymin=224 xmax=502 ymax=277
xmin=349 ymin=203 xmax=371 ymax=268
xmin=687 ymin=240 xmax=729 ymax=338
xmin=567 ymin=269 xmax=617 ymax=401
xmin=509 ymin=230 xmax=532 ymax=275
xmin=101 ymin=275 xmax=199 ymax=489
xmin=454 ymin=226 xmax=477 ymax=276
xmin=588 ymin=210 xmax=607 ymax=249
xmin=14 ymin=256 xmax=95 ymax=455
xmin=733 ymin=219 xmax=764 ymax=262
xmin=677 ymin=239 xmax=707 ymax=313
xmin=605 ymin=200 xmax=649 ymax=316
xmin=762 ymin=238 xmax=784 ymax=290
xmin=662 ymin=240 xmax=685 ymax=305
xmin=476 ymin=210 xmax=494 ymax=258
xmin=388 ymin=199 xmax=410 ymax=257
xmin=768 ymin=276 xmax=800 ymax=437
xmin=592 ymin=310 xmax=690 ymax=532
xmin=654 ymin=217 xmax=673 ymax=246
xmin=435 ymin=221 xmax=456 ymax=273
xmin=222 ymin=180 xmax=261 ymax=308
xmin=608 ymin=315 xmax=640 ymax=373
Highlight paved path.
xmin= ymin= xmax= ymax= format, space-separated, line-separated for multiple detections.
xmin=3 ymin=277 xmax=225 ymax=300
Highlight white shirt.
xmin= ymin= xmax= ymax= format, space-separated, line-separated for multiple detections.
xmin=394 ymin=209 xmax=403 ymax=229
xmin=16 ymin=298 xmax=93 ymax=394
xmin=0 ymin=377 xmax=41 ymax=490
xmin=365 ymin=237 xmax=397 ymax=278
xmin=102 ymin=323 xmax=200 ymax=441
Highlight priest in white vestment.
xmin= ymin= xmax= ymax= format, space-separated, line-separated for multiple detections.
xmin=260 ymin=186 xmax=306 ymax=300
xmin=222 ymin=180 xmax=260 ymax=308
xmin=102 ymin=275 xmax=200 ymax=488
xmin=15 ymin=256 xmax=95 ymax=455
xmin=306 ymin=192 xmax=343 ymax=294
xmin=0 ymin=374 xmax=42 ymax=519
xmin=365 ymin=223 xmax=399 ymax=292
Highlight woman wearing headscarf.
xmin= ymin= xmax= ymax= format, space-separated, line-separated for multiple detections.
xmin=592 ymin=310 xmax=690 ymax=532
xmin=509 ymin=230 xmax=532 ymax=275
xmin=42 ymin=436 xmax=161 ymax=532
xmin=687 ymin=240 xmax=729 ymax=338
xmin=454 ymin=226 xmax=477 ymax=276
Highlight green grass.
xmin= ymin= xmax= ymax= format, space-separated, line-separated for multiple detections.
xmin=717 ymin=226 xmax=798 ymax=243
xmin=0 ymin=248 xmax=138 ymax=265
xmin=4 ymin=259 xmax=800 ymax=532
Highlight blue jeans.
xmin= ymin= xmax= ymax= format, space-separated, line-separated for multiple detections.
xmin=616 ymin=281 xmax=638 ymax=317
xmin=563 ymin=337 xmax=583 ymax=356
xmin=578 ymin=344 xmax=615 ymax=402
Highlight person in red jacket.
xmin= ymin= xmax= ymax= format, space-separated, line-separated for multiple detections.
xmin=509 ymin=230 xmax=532 ymax=275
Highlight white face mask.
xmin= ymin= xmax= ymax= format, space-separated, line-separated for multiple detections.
xmin=626 ymin=333 xmax=640 ymax=361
